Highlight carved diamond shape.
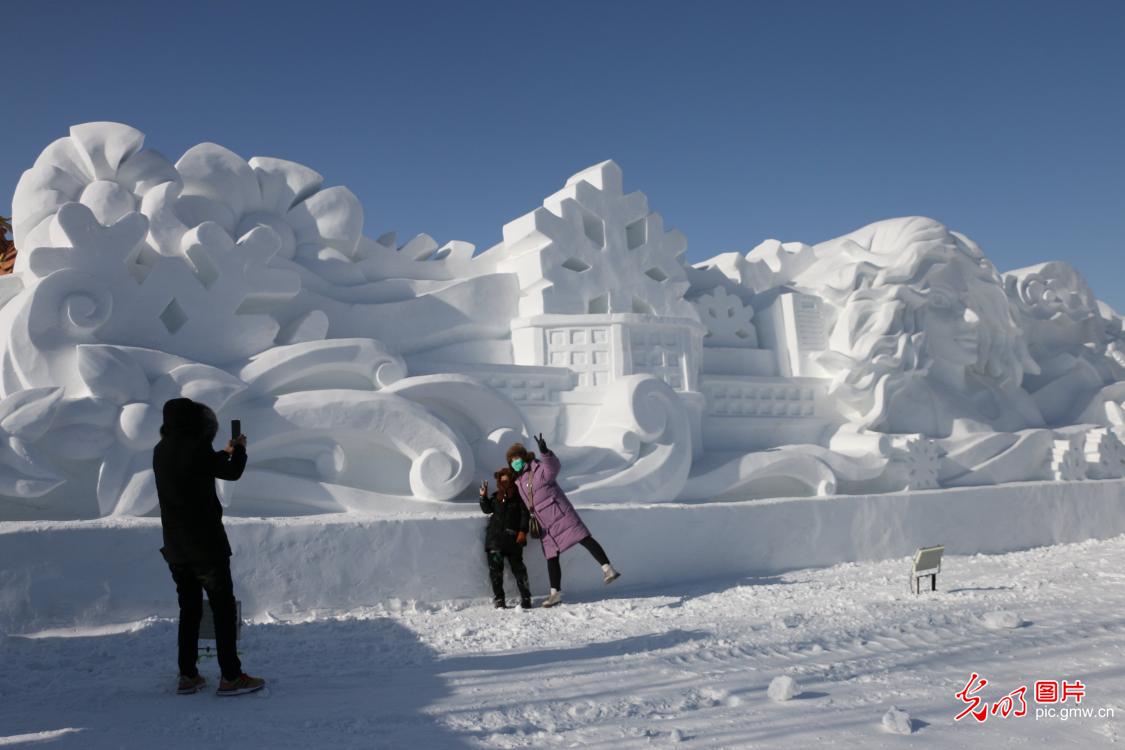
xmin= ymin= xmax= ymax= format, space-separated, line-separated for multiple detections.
xmin=159 ymin=298 xmax=188 ymax=334
xmin=562 ymin=257 xmax=592 ymax=273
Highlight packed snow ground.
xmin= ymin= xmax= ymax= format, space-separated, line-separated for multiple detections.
xmin=2 ymin=536 xmax=1124 ymax=748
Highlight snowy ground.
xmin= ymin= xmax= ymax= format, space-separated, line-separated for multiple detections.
xmin=2 ymin=536 xmax=1124 ymax=748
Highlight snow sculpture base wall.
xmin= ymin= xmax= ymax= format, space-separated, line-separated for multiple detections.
xmin=3 ymin=480 xmax=1124 ymax=634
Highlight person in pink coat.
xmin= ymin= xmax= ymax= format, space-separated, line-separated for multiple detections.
xmin=508 ymin=433 xmax=620 ymax=608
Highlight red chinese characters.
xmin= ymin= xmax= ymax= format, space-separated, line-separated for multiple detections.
xmin=956 ymin=674 xmax=1085 ymax=723
xmin=955 ymin=673 xmax=989 ymax=722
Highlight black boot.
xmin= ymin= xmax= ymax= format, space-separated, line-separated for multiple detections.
xmin=493 ymin=597 xmax=507 ymax=609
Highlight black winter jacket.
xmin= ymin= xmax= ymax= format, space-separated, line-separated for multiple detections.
xmin=154 ymin=436 xmax=247 ymax=564
xmin=479 ymin=490 xmax=529 ymax=550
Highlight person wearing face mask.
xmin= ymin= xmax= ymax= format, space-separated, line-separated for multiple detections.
xmin=508 ymin=434 xmax=620 ymax=608
xmin=478 ymin=467 xmax=533 ymax=609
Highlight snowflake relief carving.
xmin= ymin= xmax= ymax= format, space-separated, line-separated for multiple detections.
xmin=499 ymin=161 xmax=695 ymax=320
xmin=695 ymin=287 xmax=758 ymax=347
xmin=1050 ymin=438 xmax=1087 ymax=481
xmin=1083 ymin=427 xmax=1125 ymax=479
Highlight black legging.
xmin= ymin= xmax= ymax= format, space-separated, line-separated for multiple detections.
xmin=547 ymin=536 xmax=610 ymax=590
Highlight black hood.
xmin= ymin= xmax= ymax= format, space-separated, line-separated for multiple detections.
xmin=160 ymin=398 xmax=216 ymax=440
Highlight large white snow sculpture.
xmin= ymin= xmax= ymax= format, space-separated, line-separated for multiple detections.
xmin=1005 ymin=261 xmax=1125 ymax=426
xmin=3 ymin=121 xmax=1124 ymax=519
xmin=766 ymin=217 xmax=1042 ymax=437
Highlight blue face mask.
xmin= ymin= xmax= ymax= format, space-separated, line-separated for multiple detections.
xmin=510 ymin=457 xmax=525 ymax=473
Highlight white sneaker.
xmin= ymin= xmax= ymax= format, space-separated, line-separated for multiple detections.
xmin=602 ymin=564 xmax=621 ymax=584
xmin=541 ymin=589 xmax=562 ymax=608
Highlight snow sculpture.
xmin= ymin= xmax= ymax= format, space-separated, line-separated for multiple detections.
xmin=1082 ymin=427 xmax=1125 ymax=480
xmin=3 ymin=122 xmax=1124 ymax=520
xmin=1050 ymin=438 xmax=1087 ymax=481
xmin=787 ymin=217 xmax=1041 ymax=437
xmin=1004 ymin=261 xmax=1124 ymax=426
xmin=694 ymin=287 xmax=757 ymax=347
xmin=493 ymin=161 xmax=693 ymax=320
xmin=494 ymin=161 xmax=703 ymax=395
xmin=0 ymin=388 xmax=65 ymax=499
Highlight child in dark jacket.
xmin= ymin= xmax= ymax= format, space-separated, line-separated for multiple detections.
xmin=479 ymin=467 xmax=532 ymax=609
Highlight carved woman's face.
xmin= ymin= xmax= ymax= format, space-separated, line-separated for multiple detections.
xmin=921 ymin=260 xmax=982 ymax=367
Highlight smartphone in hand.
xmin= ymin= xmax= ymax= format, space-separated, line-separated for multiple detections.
xmin=231 ymin=419 xmax=241 ymax=441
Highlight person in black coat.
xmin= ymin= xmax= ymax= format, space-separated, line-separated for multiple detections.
xmin=479 ymin=466 xmax=532 ymax=609
xmin=153 ymin=398 xmax=264 ymax=696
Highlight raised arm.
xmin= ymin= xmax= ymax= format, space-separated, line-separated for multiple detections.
xmin=478 ymin=480 xmax=492 ymax=514
xmin=537 ymin=451 xmax=561 ymax=484
xmin=201 ymin=443 xmax=247 ymax=481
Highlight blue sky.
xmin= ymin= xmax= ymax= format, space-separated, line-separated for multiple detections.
xmin=4 ymin=1 xmax=1123 ymax=306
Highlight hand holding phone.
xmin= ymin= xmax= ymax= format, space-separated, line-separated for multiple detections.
xmin=223 ymin=419 xmax=246 ymax=454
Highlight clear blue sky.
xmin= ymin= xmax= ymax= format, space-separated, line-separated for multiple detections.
xmin=5 ymin=1 xmax=1123 ymax=306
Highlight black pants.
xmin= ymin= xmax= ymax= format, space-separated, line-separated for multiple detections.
xmin=547 ymin=536 xmax=610 ymax=591
xmin=168 ymin=560 xmax=242 ymax=681
xmin=487 ymin=544 xmax=531 ymax=602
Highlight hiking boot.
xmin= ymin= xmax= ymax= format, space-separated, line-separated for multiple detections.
xmin=217 ymin=673 xmax=265 ymax=696
xmin=520 ymin=597 xmax=532 ymax=610
xmin=541 ymin=590 xmax=562 ymax=608
xmin=602 ymin=564 xmax=621 ymax=585
xmin=493 ymin=597 xmax=508 ymax=609
xmin=176 ymin=674 xmax=205 ymax=694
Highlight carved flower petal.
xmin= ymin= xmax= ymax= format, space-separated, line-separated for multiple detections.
xmin=69 ymin=122 xmax=146 ymax=181
xmin=173 ymin=194 xmax=238 ymax=235
xmin=288 ymin=186 xmax=363 ymax=259
xmin=50 ymin=423 xmax=115 ymax=460
xmin=77 ymin=345 xmax=151 ymax=405
xmin=176 ymin=143 xmax=263 ymax=222
xmin=11 ymin=162 xmax=86 ymax=248
xmin=142 ymin=182 xmax=190 ymax=256
xmin=34 ymin=137 xmax=95 ymax=183
xmin=97 ymin=444 xmax=156 ymax=516
xmin=110 ymin=468 xmax=158 ymax=516
xmin=0 ymin=387 xmax=64 ymax=440
xmin=49 ymin=397 xmax=122 ymax=461
xmin=79 ymin=180 xmax=137 ymax=225
xmin=0 ymin=437 xmax=65 ymax=497
xmin=249 ymin=157 xmax=324 ymax=215
xmin=161 ymin=363 xmax=248 ymax=411
xmin=115 ymin=147 xmax=181 ymax=197
xmin=118 ymin=402 xmax=161 ymax=451
xmin=239 ymin=338 xmax=406 ymax=396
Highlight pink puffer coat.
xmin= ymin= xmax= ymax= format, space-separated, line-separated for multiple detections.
xmin=516 ymin=452 xmax=590 ymax=559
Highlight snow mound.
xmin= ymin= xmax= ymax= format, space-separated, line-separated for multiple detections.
xmin=981 ymin=610 xmax=1023 ymax=629
xmin=881 ymin=705 xmax=913 ymax=735
xmin=768 ymin=675 xmax=800 ymax=701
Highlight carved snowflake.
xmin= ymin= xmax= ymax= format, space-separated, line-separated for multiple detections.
xmin=693 ymin=287 xmax=757 ymax=347
xmin=498 ymin=161 xmax=694 ymax=319
xmin=1083 ymin=427 xmax=1125 ymax=479
xmin=1050 ymin=438 xmax=1087 ymax=481
xmin=889 ymin=435 xmax=941 ymax=490
xmin=18 ymin=202 xmax=299 ymax=368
